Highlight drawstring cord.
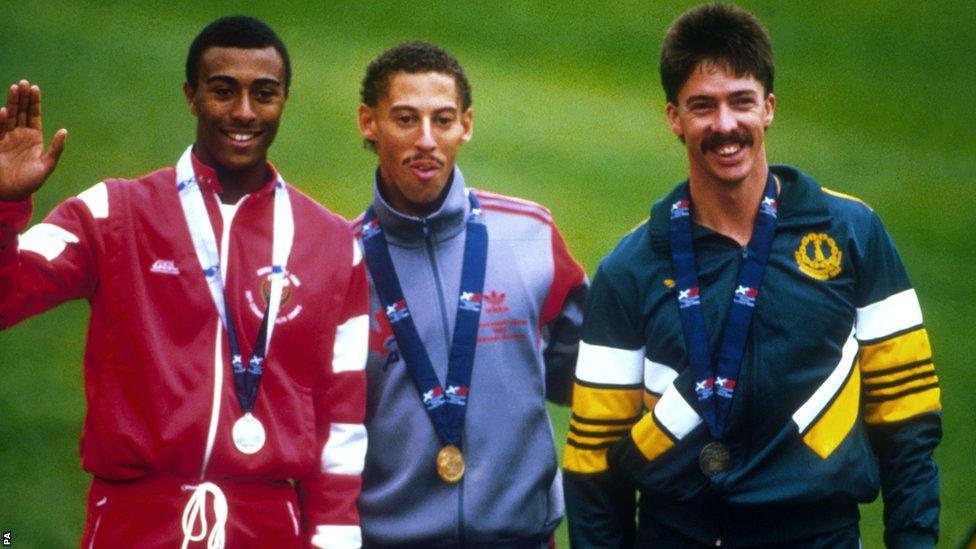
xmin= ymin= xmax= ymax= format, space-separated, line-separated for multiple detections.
xmin=180 ymin=482 xmax=228 ymax=549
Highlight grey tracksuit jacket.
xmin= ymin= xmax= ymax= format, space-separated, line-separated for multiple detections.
xmin=355 ymin=167 xmax=587 ymax=547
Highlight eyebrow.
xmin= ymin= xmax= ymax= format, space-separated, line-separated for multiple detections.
xmin=205 ymin=75 xmax=282 ymax=87
xmin=685 ymin=89 xmax=758 ymax=103
xmin=389 ymin=105 xmax=459 ymax=114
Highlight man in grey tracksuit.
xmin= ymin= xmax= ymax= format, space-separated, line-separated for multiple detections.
xmin=353 ymin=42 xmax=588 ymax=547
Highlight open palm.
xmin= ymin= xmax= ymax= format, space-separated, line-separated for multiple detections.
xmin=0 ymin=80 xmax=67 ymax=201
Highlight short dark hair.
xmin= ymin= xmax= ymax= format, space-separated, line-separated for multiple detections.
xmin=660 ymin=3 xmax=773 ymax=104
xmin=361 ymin=41 xmax=472 ymax=110
xmin=186 ymin=15 xmax=291 ymax=92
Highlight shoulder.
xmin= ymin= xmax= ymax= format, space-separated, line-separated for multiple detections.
xmin=776 ymin=164 xmax=878 ymax=227
xmin=473 ymin=188 xmax=554 ymax=227
xmin=599 ymin=218 xmax=653 ymax=276
xmin=285 ymin=183 xmax=350 ymax=231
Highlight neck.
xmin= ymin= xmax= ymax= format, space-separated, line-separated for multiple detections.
xmin=214 ymin=165 xmax=268 ymax=204
xmin=192 ymin=145 xmax=268 ymax=204
xmin=689 ymin=168 xmax=771 ymax=246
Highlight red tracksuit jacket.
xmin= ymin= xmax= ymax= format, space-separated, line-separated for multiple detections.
xmin=0 ymin=153 xmax=367 ymax=548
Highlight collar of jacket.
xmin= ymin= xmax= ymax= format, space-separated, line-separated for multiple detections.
xmin=647 ymin=164 xmax=834 ymax=253
xmin=371 ymin=165 xmax=470 ymax=248
xmin=189 ymin=149 xmax=280 ymax=200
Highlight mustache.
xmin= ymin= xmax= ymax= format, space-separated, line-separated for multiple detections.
xmin=701 ymin=130 xmax=753 ymax=152
xmin=401 ymin=153 xmax=445 ymax=167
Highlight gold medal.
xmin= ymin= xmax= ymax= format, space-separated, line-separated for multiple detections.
xmin=699 ymin=441 xmax=731 ymax=477
xmin=436 ymin=444 xmax=465 ymax=484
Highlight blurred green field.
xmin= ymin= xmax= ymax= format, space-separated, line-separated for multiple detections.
xmin=1 ymin=1 xmax=974 ymax=547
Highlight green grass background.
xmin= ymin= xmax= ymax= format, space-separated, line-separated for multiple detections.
xmin=1 ymin=1 xmax=974 ymax=547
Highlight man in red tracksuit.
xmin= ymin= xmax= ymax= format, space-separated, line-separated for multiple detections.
xmin=0 ymin=16 xmax=367 ymax=548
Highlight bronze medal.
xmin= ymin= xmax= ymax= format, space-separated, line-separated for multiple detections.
xmin=699 ymin=441 xmax=731 ymax=477
xmin=436 ymin=444 xmax=465 ymax=484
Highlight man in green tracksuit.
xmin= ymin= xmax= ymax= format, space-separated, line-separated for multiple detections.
xmin=563 ymin=4 xmax=941 ymax=548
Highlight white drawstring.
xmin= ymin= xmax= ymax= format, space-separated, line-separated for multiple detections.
xmin=180 ymin=482 xmax=228 ymax=549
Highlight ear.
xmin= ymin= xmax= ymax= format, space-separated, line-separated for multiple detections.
xmin=460 ymin=108 xmax=474 ymax=144
xmin=183 ymin=82 xmax=198 ymax=116
xmin=666 ymin=102 xmax=683 ymax=139
xmin=358 ymin=103 xmax=377 ymax=142
xmin=763 ymin=92 xmax=776 ymax=128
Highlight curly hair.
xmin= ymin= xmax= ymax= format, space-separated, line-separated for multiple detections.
xmin=360 ymin=41 xmax=471 ymax=110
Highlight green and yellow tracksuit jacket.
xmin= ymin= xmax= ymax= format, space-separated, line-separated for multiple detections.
xmin=564 ymin=165 xmax=941 ymax=548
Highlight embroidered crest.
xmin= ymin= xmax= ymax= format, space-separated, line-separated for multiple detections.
xmin=246 ymin=266 xmax=304 ymax=323
xmin=794 ymin=232 xmax=842 ymax=280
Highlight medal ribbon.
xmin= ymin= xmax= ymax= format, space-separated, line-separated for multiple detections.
xmin=668 ymin=173 xmax=778 ymax=440
xmin=175 ymin=146 xmax=294 ymax=416
xmin=361 ymin=191 xmax=487 ymax=448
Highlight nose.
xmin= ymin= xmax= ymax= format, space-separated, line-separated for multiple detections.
xmin=231 ymin=93 xmax=257 ymax=124
xmin=712 ymin=103 xmax=737 ymax=133
xmin=415 ymin=118 xmax=436 ymax=152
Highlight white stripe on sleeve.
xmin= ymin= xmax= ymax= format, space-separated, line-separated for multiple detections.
xmin=77 ymin=182 xmax=108 ymax=219
xmin=644 ymin=358 xmax=678 ymax=395
xmin=18 ymin=223 xmax=80 ymax=261
xmin=310 ymin=524 xmax=362 ymax=549
xmin=332 ymin=314 xmax=368 ymax=373
xmin=321 ymin=423 xmax=366 ymax=475
xmin=654 ymin=383 xmax=702 ymax=440
xmin=856 ymin=289 xmax=923 ymax=341
xmin=575 ymin=341 xmax=644 ymax=385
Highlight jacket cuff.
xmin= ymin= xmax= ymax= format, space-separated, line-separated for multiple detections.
xmin=0 ymin=197 xmax=33 ymax=233
xmin=886 ymin=528 xmax=936 ymax=549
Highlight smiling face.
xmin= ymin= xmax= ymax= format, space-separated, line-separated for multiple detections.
xmin=666 ymin=61 xmax=775 ymax=189
xmin=358 ymin=71 xmax=473 ymax=217
xmin=184 ymin=46 xmax=286 ymax=180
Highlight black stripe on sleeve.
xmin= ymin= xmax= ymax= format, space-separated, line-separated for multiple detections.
xmin=569 ymin=425 xmax=631 ymax=438
xmin=857 ymin=324 xmax=924 ymax=346
xmin=863 ymin=381 xmax=940 ymax=403
xmin=863 ymin=370 xmax=937 ymax=391
xmin=571 ymin=413 xmax=641 ymax=426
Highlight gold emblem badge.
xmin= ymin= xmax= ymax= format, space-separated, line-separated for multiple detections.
xmin=795 ymin=233 xmax=842 ymax=280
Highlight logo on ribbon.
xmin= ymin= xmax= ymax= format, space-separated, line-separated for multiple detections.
xmin=445 ymin=384 xmax=469 ymax=405
xmin=422 ymin=387 xmax=445 ymax=409
xmin=678 ymin=287 xmax=701 ymax=309
xmin=670 ymin=199 xmax=691 ymax=219
xmin=760 ymin=196 xmax=778 ymax=218
xmin=459 ymin=291 xmax=483 ymax=312
xmin=362 ymin=218 xmax=382 ymax=240
xmin=714 ymin=376 xmax=736 ymax=398
xmin=695 ymin=377 xmax=714 ymax=400
xmin=386 ymin=299 xmax=411 ymax=323
xmin=733 ymin=285 xmax=759 ymax=307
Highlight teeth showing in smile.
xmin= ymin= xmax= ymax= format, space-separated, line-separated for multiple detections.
xmin=718 ymin=143 xmax=741 ymax=156
xmin=229 ymin=133 xmax=255 ymax=142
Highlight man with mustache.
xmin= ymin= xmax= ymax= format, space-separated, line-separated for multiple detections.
xmin=564 ymin=4 xmax=941 ymax=548
xmin=352 ymin=42 xmax=587 ymax=547
xmin=0 ymin=16 xmax=367 ymax=548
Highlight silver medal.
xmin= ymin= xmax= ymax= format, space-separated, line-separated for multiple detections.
xmin=232 ymin=413 xmax=266 ymax=454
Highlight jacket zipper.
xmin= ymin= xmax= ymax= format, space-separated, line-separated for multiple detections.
xmin=421 ymin=219 xmax=465 ymax=546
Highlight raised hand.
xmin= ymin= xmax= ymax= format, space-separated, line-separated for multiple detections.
xmin=0 ymin=80 xmax=67 ymax=201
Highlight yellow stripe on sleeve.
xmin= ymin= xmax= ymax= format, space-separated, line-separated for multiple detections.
xmin=564 ymin=381 xmax=642 ymax=473
xmin=631 ymin=412 xmax=676 ymax=463
xmin=859 ymin=327 xmax=941 ymax=424
xmin=859 ymin=327 xmax=932 ymax=374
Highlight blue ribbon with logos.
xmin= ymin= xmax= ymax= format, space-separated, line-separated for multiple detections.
xmin=361 ymin=191 xmax=487 ymax=448
xmin=668 ymin=173 xmax=778 ymax=440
